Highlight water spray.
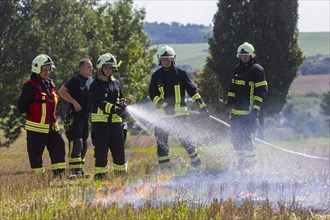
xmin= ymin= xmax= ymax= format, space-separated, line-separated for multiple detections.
xmin=125 ymin=105 xmax=328 ymax=170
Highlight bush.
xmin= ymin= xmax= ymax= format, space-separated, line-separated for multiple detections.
xmin=263 ymin=94 xmax=329 ymax=140
xmin=299 ymin=54 xmax=330 ymax=75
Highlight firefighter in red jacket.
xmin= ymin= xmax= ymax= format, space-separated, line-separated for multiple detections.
xmin=225 ymin=42 xmax=268 ymax=169
xmin=149 ymin=45 xmax=209 ymax=168
xmin=90 ymin=53 xmax=127 ymax=180
xmin=17 ymin=54 xmax=66 ymax=177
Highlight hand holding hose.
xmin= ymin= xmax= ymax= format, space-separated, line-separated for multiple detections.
xmin=120 ymin=97 xmax=132 ymax=111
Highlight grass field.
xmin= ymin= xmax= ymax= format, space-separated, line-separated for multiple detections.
xmin=1 ymin=121 xmax=329 ymax=219
xmin=154 ymin=32 xmax=330 ymax=69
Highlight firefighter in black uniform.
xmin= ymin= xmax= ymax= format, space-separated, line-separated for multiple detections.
xmin=17 ymin=54 xmax=66 ymax=177
xmin=58 ymin=58 xmax=94 ymax=177
xmin=90 ymin=53 xmax=127 ymax=180
xmin=149 ymin=45 xmax=209 ymax=168
xmin=225 ymin=42 xmax=268 ymax=169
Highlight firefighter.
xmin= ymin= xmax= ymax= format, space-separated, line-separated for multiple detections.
xmin=58 ymin=58 xmax=94 ymax=177
xmin=17 ymin=54 xmax=66 ymax=177
xmin=225 ymin=42 xmax=268 ymax=169
xmin=90 ymin=53 xmax=128 ymax=180
xmin=149 ymin=45 xmax=209 ymax=168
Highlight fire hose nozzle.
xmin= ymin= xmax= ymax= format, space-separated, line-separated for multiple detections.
xmin=121 ymin=97 xmax=132 ymax=108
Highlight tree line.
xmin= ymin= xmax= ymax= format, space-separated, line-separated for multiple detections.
xmin=144 ymin=22 xmax=211 ymax=45
xmin=0 ymin=0 xmax=156 ymax=147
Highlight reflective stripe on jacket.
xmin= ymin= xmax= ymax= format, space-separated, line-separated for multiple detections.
xmin=90 ymin=76 xmax=123 ymax=123
xmin=149 ymin=66 xmax=204 ymax=117
xmin=227 ymin=59 xmax=268 ymax=115
xmin=25 ymin=78 xmax=59 ymax=133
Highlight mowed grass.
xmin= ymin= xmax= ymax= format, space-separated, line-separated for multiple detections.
xmin=1 ymin=130 xmax=329 ymax=219
xmin=154 ymin=32 xmax=330 ymax=69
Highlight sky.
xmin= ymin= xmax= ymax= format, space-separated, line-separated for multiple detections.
xmin=131 ymin=0 xmax=330 ymax=32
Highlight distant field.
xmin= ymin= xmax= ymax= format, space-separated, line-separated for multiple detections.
xmin=290 ymin=74 xmax=330 ymax=95
xmin=299 ymin=32 xmax=330 ymax=56
xmin=152 ymin=43 xmax=209 ymax=69
xmin=154 ymin=32 xmax=330 ymax=69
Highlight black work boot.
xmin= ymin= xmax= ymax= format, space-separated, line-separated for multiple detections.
xmin=53 ymin=169 xmax=65 ymax=179
xmin=114 ymin=170 xmax=127 ymax=177
xmin=94 ymin=173 xmax=108 ymax=180
xmin=73 ymin=168 xmax=83 ymax=177
xmin=191 ymin=158 xmax=202 ymax=168
xmin=68 ymin=168 xmax=83 ymax=180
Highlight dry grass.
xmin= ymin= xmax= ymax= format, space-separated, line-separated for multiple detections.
xmin=0 ymin=131 xmax=329 ymax=219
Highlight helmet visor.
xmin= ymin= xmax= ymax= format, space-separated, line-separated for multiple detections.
xmin=159 ymin=57 xmax=174 ymax=61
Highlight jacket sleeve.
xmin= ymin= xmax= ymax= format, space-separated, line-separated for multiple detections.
xmin=118 ymin=81 xmax=124 ymax=100
xmin=90 ymin=80 xmax=114 ymax=114
xmin=182 ymin=71 xmax=207 ymax=109
xmin=226 ymin=76 xmax=236 ymax=105
xmin=252 ymin=66 xmax=268 ymax=111
xmin=148 ymin=73 xmax=162 ymax=107
xmin=17 ymin=82 xmax=34 ymax=115
xmin=182 ymin=71 xmax=197 ymax=97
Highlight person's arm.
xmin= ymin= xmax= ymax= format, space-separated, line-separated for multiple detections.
xmin=17 ymin=82 xmax=34 ymax=116
xmin=252 ymin=65 xmax=268 ymax=112
xmin=148 ymin=73 xmax=163 ymax=108
xmin=182 ymin=71 xmax=206 ymax=107
xmin=181 ymin=71 xmax=209 ymax=116
xmin=58 ymin=85 xmax=81 ymax=112
xmin=90 ymin=80 xmax=116 ymax=114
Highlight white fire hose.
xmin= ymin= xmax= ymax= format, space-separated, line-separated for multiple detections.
xmin=189 ymin=110 xmax=330 ymax=161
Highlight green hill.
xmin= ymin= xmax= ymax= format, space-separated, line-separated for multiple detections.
xmin=299 ymin=32 xmax=330 ymax=56
xmin=153 ymin=32 xmax=330 ymax=69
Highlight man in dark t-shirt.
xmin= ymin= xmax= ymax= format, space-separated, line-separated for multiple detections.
xmin=58 ymin=58 xmax=94 ymax=177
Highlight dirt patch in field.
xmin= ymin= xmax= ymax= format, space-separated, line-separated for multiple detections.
xmin=290 ymin=74 xmax=329 ymax=95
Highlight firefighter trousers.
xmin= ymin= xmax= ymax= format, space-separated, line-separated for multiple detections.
xmin=26 ymin=130 xmax=66 ymax=174
xmin=230 ymin=115 xmax=256 ymax=167
xmin=154 ymin=116 xmax=201 ymax=166
xmin=92 ymin=122 xmax=126 ymax=174
xmin=66 ymin=114 xmax=89 ymax=173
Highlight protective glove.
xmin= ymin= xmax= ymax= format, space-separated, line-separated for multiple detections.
xmin=113 ymin=105 xmax=124 ymax=116
xmin=224 ymin=103 xmax=233 ymax=114
xmin=120 ymin=97 xmax=131 ymax=111
xmin=156 ymin=99 xmax=174 ymax=115
xmin=199 ymin=107 xmax=210 ymax=118
xmin=64 ymin=114 xmax=74 ymax=132
xmin=248 ymin=109 xmax=259 ymax=122
xmin=247 ymin=109 xmax=259 ymax=132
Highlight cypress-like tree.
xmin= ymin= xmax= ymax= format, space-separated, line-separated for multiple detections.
xmin=203 ymin=0 xmax=303 ymax=116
